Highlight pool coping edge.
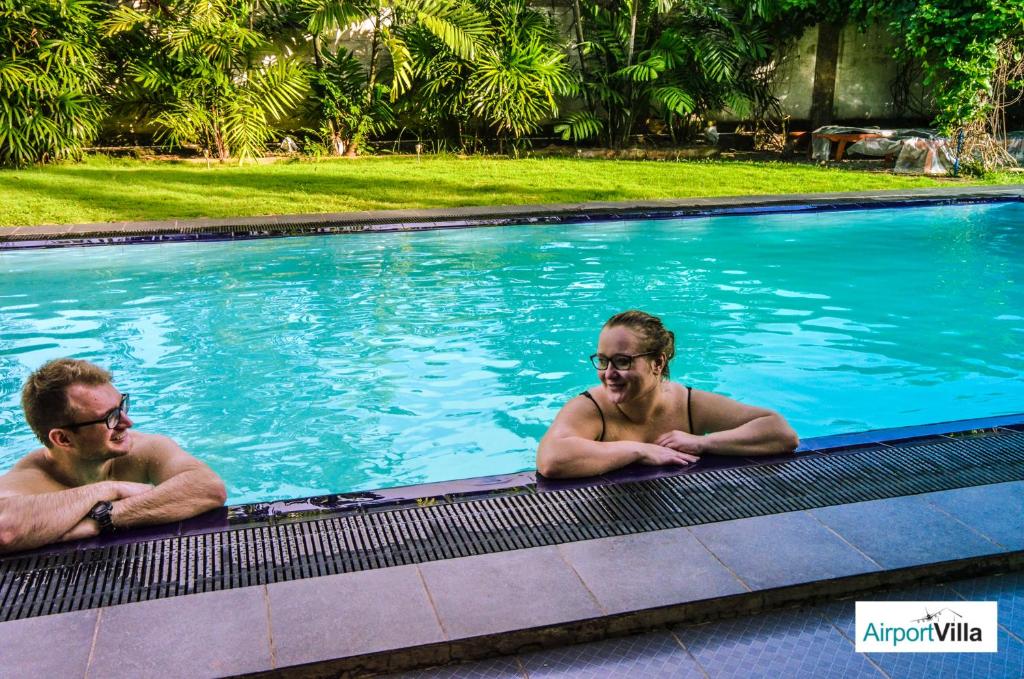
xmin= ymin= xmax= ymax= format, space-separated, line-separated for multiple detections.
xmin=242 ymin=548 xmax=1024 ymax=678
xmin=3 ymin=185 xmax=1022 ymax=248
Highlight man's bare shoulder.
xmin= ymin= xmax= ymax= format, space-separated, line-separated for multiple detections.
xmin=0 ymin=449 xmax=65 ymax=497
xmin=129 ymin=432 xmax=185 ymax=458
xmin=115 ymin=432 xmax=214 ymax=485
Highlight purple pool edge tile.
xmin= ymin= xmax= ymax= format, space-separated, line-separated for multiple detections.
xmin=536 ymin=474 xmax=616 ymax=493
xmin=179 ymin=507 xmax=235 ymax=536
xmin=266 ymin=471 xmax=540 ymax=519
xmin=71 ymin=521 xmax=182 ymax=550
xmin=799 ymin=413 xmax=1024 ymax=452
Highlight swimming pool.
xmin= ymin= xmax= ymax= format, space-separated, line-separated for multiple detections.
xmin=2 ymin=200 xmax=1022 ymax=504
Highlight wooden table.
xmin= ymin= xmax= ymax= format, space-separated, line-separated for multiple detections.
xmin=811 ymin=132 xmax=884 ymax=161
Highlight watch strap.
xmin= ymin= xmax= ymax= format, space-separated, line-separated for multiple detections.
xmin=87 ymin=500 xmax=115 ymax=534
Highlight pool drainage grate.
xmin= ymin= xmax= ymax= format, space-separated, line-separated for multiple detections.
xmin=2 ymin=430 xmax=1024 ymax=622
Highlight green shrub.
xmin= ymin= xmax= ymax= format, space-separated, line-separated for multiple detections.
xmin=0 ymin=0 xmax=106 ymax=167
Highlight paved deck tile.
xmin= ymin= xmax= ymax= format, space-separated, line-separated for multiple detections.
xmin=87 ymin=586 xmax=270 ymax=679
xmin=0 ymin=609 xmax=97 ymax=678
xmin=949 ymin=572 xmax=1024 ymax=640
xmin=810 ymin=494 xmax=1005 ymax=569
xmin=676 ymin=607 xmax=886 ymax=679
xmin=557 ymin=527 xmax=748 ymax=614
xmin=688 ymin=511 xmax=880 ymax=590
xmin=417 ymin=546 xmax=603 ymax=638
xmin=519 ymin=630 xmax=704 ymax=678
xmin=268 ymin=565 xmax=444 ymax=668
xmin=921 ymin=482 xmax=1024 ymax=550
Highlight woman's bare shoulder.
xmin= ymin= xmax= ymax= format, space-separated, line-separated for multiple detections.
xmin=545 ymin=390 xmax=605 ymax=439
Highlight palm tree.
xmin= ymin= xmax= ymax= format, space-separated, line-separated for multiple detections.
xmin=557 ymin=0 xmax=781 ymax=148
xmin=384 ymin=0 xmax=576 ymax=151
xmin=306 ymin=47 xmax=395 ymax=156
xmin=303 ymin=0 xmax=488 ymax=154
xmin=104 ymin=0 xmax=308 ymax=162
xmin=0 ymin=0 xmax=106 ymax=167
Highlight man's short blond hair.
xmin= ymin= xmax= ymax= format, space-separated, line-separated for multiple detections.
xmin=21 ymin=358 xmax=112 ymax=447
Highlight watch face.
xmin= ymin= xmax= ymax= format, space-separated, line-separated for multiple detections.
xmin=89 ymin=501 xmax=114 ymax=533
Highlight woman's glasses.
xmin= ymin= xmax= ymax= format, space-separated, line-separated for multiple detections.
xmin=589 ymin=353 xmax=657 ymax=371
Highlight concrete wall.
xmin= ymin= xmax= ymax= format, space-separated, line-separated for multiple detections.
xmin=726 ymin=23 xmax=925 ymax=124
xmin=834 ymin=23 xmax=907 ymax=120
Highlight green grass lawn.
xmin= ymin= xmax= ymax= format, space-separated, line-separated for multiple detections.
xmin=0 ymin=154 xmax=1017 ymax=227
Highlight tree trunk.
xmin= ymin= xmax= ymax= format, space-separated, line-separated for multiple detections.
xmin=570 ymin=0 xmax=594 ymax=114
xmin=330 ymin=123 xmax=346 ymax=156
xmin=212 ymin=107 xmax=229 ymax=161
xmin=809 ymin=22 xmax=841 ymax=130
xmin=311 ymin=34 xmax=324 ymax=71
xmin=621 ymin=1 xmax=639 ymax=147
xmin=366 ymin=7 xmax=382 ymax=107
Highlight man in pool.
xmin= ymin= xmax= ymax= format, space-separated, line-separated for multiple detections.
xmin=537 ymin=310 xmax=799 ymax=478
xmin=0 ymin=358 xmax=226 ymax=553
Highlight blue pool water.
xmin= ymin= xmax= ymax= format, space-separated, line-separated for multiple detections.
xmin=1 ymin=201 xmax=1022 ymax=504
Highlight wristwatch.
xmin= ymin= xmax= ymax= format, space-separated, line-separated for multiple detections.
xmin=87 ymin=501 xmax=116 ymax=534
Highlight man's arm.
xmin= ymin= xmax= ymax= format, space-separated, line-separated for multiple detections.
xmin=655 ymin=390 xmax=799 ymax=456
xmin=536 ymin=397 xmax=698 ymax=478
xmin=109 ymin=434 xmax=226 ymax=528
xmin=0 ymin=468 xmax=150 ymax=554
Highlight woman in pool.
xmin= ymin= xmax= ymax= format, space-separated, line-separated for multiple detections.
xmin=536 ymin=310 xmax=798 ymax=478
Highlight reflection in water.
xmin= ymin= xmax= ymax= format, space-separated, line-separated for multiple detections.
xmin=1 ymin=202 xmax=1022 ymax=503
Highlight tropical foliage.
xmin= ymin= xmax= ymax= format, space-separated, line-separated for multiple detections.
xmin=302 ymin=0 xmax=573 ymax=152
xmin=302 ymin=0 xmax=496 ymax=155
xmin=411 ymin=0 xmax=576 ymax=147
xmin=880 ymin=0 xmax=1023 ymax=133
xmin=556 ymin=0 xmax=788 ymax=146
xmin=104 ymin=0 xmax=308 ymax=161
xmin=0 ymin=0 xmax=106 ymax=166
xmin=305 ymin=47 xmax=394 ymax=156
xmin=0 ymin=0 xmax=1020 ymax=166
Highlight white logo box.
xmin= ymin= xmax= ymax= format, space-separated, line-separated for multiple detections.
xmin=856 ymin=601 xmax=998 ymax=653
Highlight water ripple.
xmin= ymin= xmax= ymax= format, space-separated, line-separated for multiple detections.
xmin=1 ymin=202 xmax=1022 ymax=503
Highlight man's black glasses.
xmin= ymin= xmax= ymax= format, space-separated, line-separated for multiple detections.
xmin=60 ymin=394 xmax=130 ymax=430
xmin=589 ymin=353 xmax=657 ymax=371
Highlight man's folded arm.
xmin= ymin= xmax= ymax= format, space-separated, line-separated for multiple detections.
xmin=0 ymin=473 xmax=132 ymax=553
xmin=110 ymin=435 xmax=226 ymax=528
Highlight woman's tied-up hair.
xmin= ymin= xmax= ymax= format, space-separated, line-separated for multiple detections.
xmin=604 ymin=310 xmax=676 ymax=379
xmin=21 ymin=358 xmax=112 ymax=447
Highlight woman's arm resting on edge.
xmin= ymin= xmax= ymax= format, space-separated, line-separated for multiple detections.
xmin=656 ymin=390 xmax=798 ymax=457
xmin=537 ymin=397 xmax=697 ymax=478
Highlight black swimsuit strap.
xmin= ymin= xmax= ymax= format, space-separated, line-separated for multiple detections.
xmin=579 ymin=391 xmax=606 ymax=442
xmin=686 ymin=385 xmax=695 ymax=435
xmin=581 ymin=386 xmax=692 ymax=442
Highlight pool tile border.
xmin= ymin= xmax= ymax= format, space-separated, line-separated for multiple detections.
xmin=2 ymin=186 xmax=1021 ymax=249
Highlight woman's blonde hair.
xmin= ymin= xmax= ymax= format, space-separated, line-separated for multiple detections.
xmin=604 ymin=310 xmax=676 ymax=378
